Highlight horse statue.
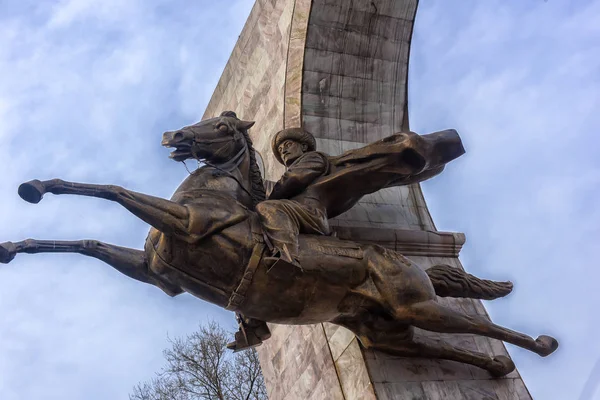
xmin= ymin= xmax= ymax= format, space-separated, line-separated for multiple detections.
xmin=0 ymin=112 xmax=558 ymax=377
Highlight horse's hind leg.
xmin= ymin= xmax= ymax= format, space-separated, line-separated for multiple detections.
xmin=332 ymin=314 xmax=515 ymax=377
xmin=363 ymin=247 xmax=557 ymax=357
xmin=0 ymin=239 xmax=179 ymax=294
xmin=397 ymin=300 xmax=558 ymax=357
xmin=18 ymin=179 xmax=191 ymax=238
xmin=369 ymin=333 xmax=515 ymax=378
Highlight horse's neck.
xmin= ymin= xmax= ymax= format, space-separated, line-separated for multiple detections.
xmin=175 ymin=154 xmax=253 ymax=208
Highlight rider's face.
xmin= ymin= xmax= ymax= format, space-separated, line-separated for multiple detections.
xmin=278 ymin=140 xmax=307 ymax=166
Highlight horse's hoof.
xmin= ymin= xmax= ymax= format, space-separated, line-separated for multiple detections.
xmin=18 ymin=180 xmax=45 ymax=204
xmin=488 ymin=355 xmax=515 ymax=377
xmin=535 ymin=335 xmax=559 ymax=357
xmin=0 ymin=242 xmax=17 ymax=264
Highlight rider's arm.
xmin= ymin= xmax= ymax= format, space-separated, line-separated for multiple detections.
xmin=268 ymin=153 xmax=327 ymax=200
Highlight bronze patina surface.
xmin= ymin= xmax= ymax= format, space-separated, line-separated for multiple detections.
xmin=0 ymin=112 xmax=558 ymax=377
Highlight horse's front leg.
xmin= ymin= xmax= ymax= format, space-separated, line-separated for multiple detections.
xmin=18 ymin=179 xmax=189 ymax=238
xmin=0 ymin=239 xmax=183 ymax=296
xmin=0 ymin=239 xmax=148 ymax=282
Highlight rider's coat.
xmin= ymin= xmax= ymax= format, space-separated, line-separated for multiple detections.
xmin=256 ymin=151 xmax=330 ymax=260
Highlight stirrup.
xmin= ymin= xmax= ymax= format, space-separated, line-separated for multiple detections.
xmin=227 ymin=314 xmax=271 ymax=352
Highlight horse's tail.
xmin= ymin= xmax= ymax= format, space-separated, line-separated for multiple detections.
xmin=426 ymin=264 xmax=513 ymax=300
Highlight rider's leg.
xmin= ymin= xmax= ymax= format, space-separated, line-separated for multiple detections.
xmin=255 ymin=199 xmax=328 ymax=265
xmin=255 ymin=200 xmax=299 ymax=261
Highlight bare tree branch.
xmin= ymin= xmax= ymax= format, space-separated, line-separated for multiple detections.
xmin=130 ymin=321 xmax=267 ymax=400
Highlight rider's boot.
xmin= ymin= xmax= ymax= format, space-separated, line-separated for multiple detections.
xmin=227 ymin=314 xmax=271 ymax=352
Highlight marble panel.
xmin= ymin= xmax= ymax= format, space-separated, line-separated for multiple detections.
xmin=307 ymin=375 xmax=345 ymax=400
xmin=314 ymin=137 xmax=366 ymax=154
xmin=378 ymin=382 xmax=426 ymax=400
xmin=455 ymin=379 xmax=501 ymax=400
xmin=284 ymin=0 xmax=312 ymax=128
xmin=326 ymin=324 xmax=356 ymax=361
xmin=346 ymin=12 xmax=410 ymax=42
xmin=421 ymin=381 xmax=465 ymax=400
xmin=335 ymin=339 xmax=378 ymax=399
xmin=304 ymin=115 xmax=357 ymax=141
xmin=308 ymin=3 xmax=349 ymax=31
xmin=304 ymin=48 xmax=342 ymax=74
xmin=374 ymin=0 xmax=419 ymax=20
xmin=306 ymin=24 xmax=346 ymax=53
xmin=493 ymin=379 xmax=532 ymax=400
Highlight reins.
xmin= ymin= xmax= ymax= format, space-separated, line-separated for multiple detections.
xmin=182 ymin=131 xmax=255 ymax=201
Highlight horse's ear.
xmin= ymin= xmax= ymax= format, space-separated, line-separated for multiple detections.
xmin=238 ymin=120 xmax=255 ymax=130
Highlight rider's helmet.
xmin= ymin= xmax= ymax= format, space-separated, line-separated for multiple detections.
xmin=271 ymin=128 xmax=317 ymax=165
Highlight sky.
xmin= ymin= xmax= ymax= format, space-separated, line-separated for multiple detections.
xmin=0 ymin=0 xmax=598 ymax=399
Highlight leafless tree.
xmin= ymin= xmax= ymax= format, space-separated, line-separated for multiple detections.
xmin=130 ymin=321 xmax=267 ymax=400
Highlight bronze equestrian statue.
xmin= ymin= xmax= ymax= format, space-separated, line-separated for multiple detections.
xmin=0 ymin=111 xmax=558 ymax=377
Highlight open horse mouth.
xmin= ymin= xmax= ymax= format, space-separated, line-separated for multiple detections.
xmin=162 ymin=131 xmax=194 ymax=161
xmin=164 ymin=143 xmax=192 ymax=161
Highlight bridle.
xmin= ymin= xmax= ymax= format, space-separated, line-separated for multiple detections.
xmin=185 ymin=129 xmax=254 ymax=200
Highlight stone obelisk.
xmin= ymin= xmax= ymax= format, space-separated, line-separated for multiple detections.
xmin=203 ymin=1 xmax=532 ymax=398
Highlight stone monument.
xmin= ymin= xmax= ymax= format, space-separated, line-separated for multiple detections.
xmin=202 ymin=1 xmax=537 ymax=399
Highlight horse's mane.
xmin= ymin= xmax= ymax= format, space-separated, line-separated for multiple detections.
xmin=220 ymin=111 xmax=266 ymax=209
xmin=240 ymin=127 xmax=266 ymax=208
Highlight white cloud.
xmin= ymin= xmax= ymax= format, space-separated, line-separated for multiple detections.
xmin=47 ymin=0 xmax=143 ymax=29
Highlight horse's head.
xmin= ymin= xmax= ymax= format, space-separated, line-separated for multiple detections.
xmin=162 ymin=111 xmax=255 ymax=164
xmin=162 ymin=111 xmax=265 ymax=208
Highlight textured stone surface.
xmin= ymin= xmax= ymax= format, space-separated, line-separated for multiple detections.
xmin=303 ymin=0 xmax=435 ymax=233
xmin=203 ymin=0 xmax=293 ymax=182
xmin=323 ymin=323 xmax=377 ymax=399
xmin=202 ymin=0 xmax=532 ymax=398
xmin=335 ymin=338 xmax=378 ymax=400
xmin=303 ymin=0 xmax=416 ymax=141
xmin=284 ymin=0 xmax=312 ymax=128
xmin=256 ymin=323 xmax=345 ymax=400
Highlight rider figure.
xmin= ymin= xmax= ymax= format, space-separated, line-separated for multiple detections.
xmin=255 ymin=128 xmax=330 ymax=270
xmin=229 ymin=128 xmax=327 ymax=350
